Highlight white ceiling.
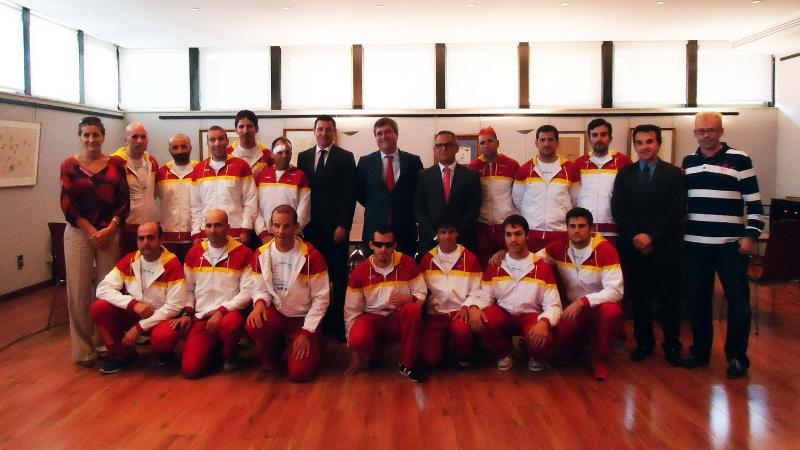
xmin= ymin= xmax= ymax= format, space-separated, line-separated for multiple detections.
xmin=12 ymin=0 xmax=800 ymax=53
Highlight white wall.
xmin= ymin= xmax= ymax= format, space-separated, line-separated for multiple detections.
xmin=0 ymin=102 xmax=124 ymax=296
xmin=776 ymin=56 xmax=800 ymax=198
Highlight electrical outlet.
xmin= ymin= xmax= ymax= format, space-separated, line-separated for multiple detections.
xmin=17 ymin=254 xmax=23 ymax=270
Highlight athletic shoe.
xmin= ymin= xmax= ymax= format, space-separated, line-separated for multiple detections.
xmin=496 ymin=355 xmax=514 ymax=371
xmin=398 ymin=364 xmax=424 ymax=383
xmin=726 ymin=359 xmax=748 ymax=379
xmin=528 ymin=357 xmax=545 ymax=372
xmin=456 ymin=360 xmax=471 ymax=369
xmin=99 ymin=354 xmax=139 ymax=375
xmin=155 ymin=354 xmax=172 ymax=366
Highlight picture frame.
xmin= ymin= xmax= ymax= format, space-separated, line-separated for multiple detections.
xmin=455 ymin=134 xmax=478 ymax=165
xmin=558 ymin=131 xmax=588 ymax=162
xmin=0 ymin=119 xmax=41 ymax=188
xmin=198 ymin=128 xmax=238 ymax=160
xmin=628 ymin=127 xmax=676 ymax=164
xmin=284 ymin=128 xmax=316 ymax=166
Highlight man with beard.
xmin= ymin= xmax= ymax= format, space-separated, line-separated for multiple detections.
xmin=156 ymin=134 xmax=197 ymax=260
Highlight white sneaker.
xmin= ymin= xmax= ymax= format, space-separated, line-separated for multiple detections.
xmin=528 ymin=357 xmax=545 ymax=372
xmin=497 ymin=355 xmax=514 ymax=371
xmin=456 ymin=360 xmax=471 ymax=369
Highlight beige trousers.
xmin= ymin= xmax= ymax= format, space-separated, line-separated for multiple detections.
xmin=64 ymin=225 xmax=120 ymax=363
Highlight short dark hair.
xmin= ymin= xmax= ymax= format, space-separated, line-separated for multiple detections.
xmin=435 ymin=215 xmax=460 ymax=233
xmin=314 ymin=115 xmax=336 ymax=130
xmin=587 ymin=118 xmax=612 ymax=137
xmin=235 ymin=110 xmax=258 ymax=129
xmin=566 ymin=207 xmax=594 ymax=227
xmin=502 ymin=214 xmax=529 ymax=235
xmin=632 ymin=124 xmax=662 ymax=145
xmin=536 ymin=125 xmax=559 ymax=141
xmin=271 ymin=136 xmax=292 ymax=148
xmin=137 ymin=222 xmax=163 ymax=238
xmin=208 ymin=125 xmax=226 ymax=135
xmin=372 ymin=225 xmax=395 ymax=241
xmin=78 ymin=116 xmax=105 ymax=136
xmin=435 ymin=130 xmax=457 ymax=141
xmin=271 ymin=204 xmax=298 ymax=224
xmin=373 ymin=117 xmax=398 ymax=135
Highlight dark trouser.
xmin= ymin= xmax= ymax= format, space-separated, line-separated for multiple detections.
xmin=621 ymin=248 xmax=681 ymax=352
xmin=685 ymin=242 xmax=751 ymax=365
xmin=306 ymin=225 xmax=348 ymax=338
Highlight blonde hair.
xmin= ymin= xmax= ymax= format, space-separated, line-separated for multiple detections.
xmin=695 ymin=111 xmax=723 ymax=126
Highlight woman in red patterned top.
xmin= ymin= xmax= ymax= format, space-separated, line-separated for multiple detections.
xmin=60 ymin=116 xmax=129 ymax=367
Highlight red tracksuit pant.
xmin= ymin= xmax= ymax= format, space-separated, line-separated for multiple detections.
xmin=419 ymin=311 xmax=475 ymax=368
xmin=478 ymin=304 xmax=553 ymax=360
xmin=90 ymin=299 xmax=140 ymax=360
xmin=179 ymin=312 xmax=244 ymax=378
xmin=348 ymin=301 xmax=422 ymax=368
xmin=246 ymin=305 xmax=321 ymax=382
xmin=526 ymin=230 xmax=568 ymax=253
xmin=476 ymin=223 xmax=506 ymax=269
xmin=553 ymin=302 xmax=622 ymax=365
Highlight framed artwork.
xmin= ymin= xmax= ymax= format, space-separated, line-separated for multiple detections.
xmin=284 ymin=128 xmax=316 ymax=166
xmin=198 ymin=129 xmax=238 ymax=160
xmin=628 ymin=127 xmax=676 ymax=164
xmin=455 ymin=134 xmax=478 ymax=165
xmin=0 ymin=119 xmax=41 ymax=188
xmin=558 ymin=131 xmax=588 ymax=162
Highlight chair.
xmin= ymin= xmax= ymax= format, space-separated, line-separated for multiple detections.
xmin=748 ymin=220 xmax=800 ymax=334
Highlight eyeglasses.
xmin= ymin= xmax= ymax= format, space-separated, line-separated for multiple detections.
xmin=695 ymin=128 xmax=720 ymax=134
xmin=434 ymin=142 xmax=458 ymax=149
xmin=371 ymin=241 xmax=395 ymax=248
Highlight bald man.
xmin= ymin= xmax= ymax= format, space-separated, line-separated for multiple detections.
xmin=157 ymin=134 xmax=198 ymax=260
xmin=91 ymin=222 xmax=186 ymax=374
xmin=112 ymin=123 xmax=160 ymax=254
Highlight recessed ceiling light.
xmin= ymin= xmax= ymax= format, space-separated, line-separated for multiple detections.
xmin=375 ymin=4 xmax=384 ymax=7
xmin=191 ymin=7 xmax=200 ymax=11
xmin=281 ymin=5 xmax=291 ymax=10
xmin=656 ymin=1 xmax=665 ymax=4
xmin=560 ymin=2 xmax=569 ymax=6
xmin=751 ymin=0 xmax=762 ymax=3
xmin=467 ymin=2 xmax=478 ymax=6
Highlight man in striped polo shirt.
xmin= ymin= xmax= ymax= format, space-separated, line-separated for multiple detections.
xmin=682 ymin=111 xmax=764 ymax=379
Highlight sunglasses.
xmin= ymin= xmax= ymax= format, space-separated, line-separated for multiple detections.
xmin=372 ymin=241 xmax=395 ymax=248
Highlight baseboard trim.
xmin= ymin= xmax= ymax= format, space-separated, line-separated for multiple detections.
xmin=0 ymin=280 xmax=56 ymax=303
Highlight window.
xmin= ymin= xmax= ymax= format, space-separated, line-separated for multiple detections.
xmin=530 ymin=42 xmax=601 ymax=107
xmin=84 ymin=36 xmax=119 ymax=109
xmin=200 ymin=47 xmax=270 ymax=110
xmin=282 ymin=46 xmax=352 ymax=109
xmin=698 ymin=41 xmax=772 ymax=105
xmin=0 ymin=3 xmax=23 ymax=93
xmin=119 ymin=48 xmax=189 ymax=110
xmin=613 ymin=41 xmax=687 ymax=107
xmin=446 ymin=43 xmax=518 ymax=109
xmin=30 ymin=15 xmax=79 ymax=103
xmin=363 ymin=44 xmax=435 ymax=109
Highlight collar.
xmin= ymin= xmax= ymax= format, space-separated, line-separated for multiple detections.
xmin=639 ymin=158 xmax=658 ymax=170
xmin=439 ymin=161 xmax=457 ymax=172
xmin=381 ymin=149 xmax=399 ymax=160
xmin=316 ymin=145 xmax=333 ymax=153
xmin=694 ymin=142 xmax=730 ymax=159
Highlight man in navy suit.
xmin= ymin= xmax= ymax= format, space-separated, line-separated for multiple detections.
xmin=356 ymin=117 xmax=423 ymax=257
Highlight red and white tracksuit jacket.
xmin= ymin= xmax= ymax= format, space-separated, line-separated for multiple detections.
xmin=183 ymin=237 xmax=253 ymax=319
xmin=574 ymin=151 xmax=632 ymax=237
xmin=112 ymin=147 xmax=159 ymax=226
xmin=536 ymin=234 xmax=623 ymax=307
xmin=465 ymin=253 xmax=562 ymax=325
xmin=95 ymin=247 xmax=185 ymax=332
xmin=156 ymin=160 xmax=198 ymax=242
xmin=190 ymin=155 xmax=258 ymax=239
xmin=469 ymin=153 xmax=520 ymax=225
xmin=248 ymin=238 xmax=330 ymax=333
xmin=228 ymin=141 xmax=273 ymax=178
xmin=512 ymin=155 xmax=579 ymax=234
xmin=419 ymin=245 xmax=483 ymax=315
xmin=344 ymin=252 xmax=427 ymax=337
xmin=253 ymin=166 xmax=311 ymax=238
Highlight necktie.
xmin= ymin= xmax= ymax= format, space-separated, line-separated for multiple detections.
xmin=640 ymin=164 xmax=651 ymax=186
xmin=315 ymin=149 xmax=327 ymax=176
xmin=443 ymin=166 xmax=452 ymax=203
xmin=385 ymin=155 xmax=395 ymax=191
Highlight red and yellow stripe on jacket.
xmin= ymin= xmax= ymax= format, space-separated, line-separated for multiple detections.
xmin=112 ymin=147 xmax=159 ymax=227
xmin=183 ymin=237 xmax=253 ymax=319
xmin=574 ymin=151 xmax=632 ymax=236
xmin=156 ymin=160 xmax=198 ymax=241
xmin=248 ymin=237 xmax=330 ymax=333
xmin=190 ymin=155 xmax=258 ymax=238
xmin=344 ymin=252 xmax=427 ymax=337
xmin=537 ymin=234 xmax=623 ymax=307
xmin=419 ymin=245 xmax=483 ymax=315
xmin=469 ymin=153 xmax=520 ymax=225
xmin=228 ymin=141 xmax=273 ymax=178
xmin=95 ymin=247 xmax=185 ymax=332
xmin=465 ymin=253 xmax=562 ymax=325
xmin=253 ymin=166 xmax=311 ymax=237
xmin=512 ymin=155 xmax=579 ymax=233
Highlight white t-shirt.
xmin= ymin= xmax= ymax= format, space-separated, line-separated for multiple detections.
xmin=590 ymin=153 xmax=612 ymax=168
xmin=569 ymin=244 xmax=593 ymax=268
xmin=233 ymin=143 xmax=262 ymax=168
xmin=504 ymin=253 xmax=534 ymax=281
xmin=536 ymin=159 xmax=562 ymax=183
xmin=433 ymin=247 xmax=460 ymax=272
xmin=209 ymin=159 xmax=226 ymax=173
xmin=206 ymin=244 xmax=227 ymax=265
xmin=372 ymin=259 xmax=395 ymax=278
xmin=275 ymin=169 xmax=286 ymax=180
xmin=171 ymin=162 xmax=194 ymax=178
xmin=139 ymin=257 xmax=161 ymax=288
xmin=270 ymin=244 xmax=300 ymax=297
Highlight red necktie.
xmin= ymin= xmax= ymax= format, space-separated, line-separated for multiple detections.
xmin=385 ymin=155 xmax=395 ymax=191
xmin=443 ymin=166 xmax=452 ymax=203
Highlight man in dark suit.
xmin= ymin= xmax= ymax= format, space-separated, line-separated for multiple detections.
xmin=297 ymin=115 xmax=357 ymax=340
xmin=415 ymin=130 xmax=482 ymax=257
xmin=357 ymin=117 xmax=423 ymax=257
xmin=611 ymin=124 xmax=686 ymax=366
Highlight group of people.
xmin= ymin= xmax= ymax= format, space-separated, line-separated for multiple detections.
xmin=60 ymin=110 xmax=763 ymax=382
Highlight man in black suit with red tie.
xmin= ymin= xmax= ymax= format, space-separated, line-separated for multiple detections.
xmin=297 ymin=115 xmax=357 ymax=340
xmin=357 ymin=117 xmax=423 ymax=257
xmin=415 ymin=130 xmax=482 ymax=257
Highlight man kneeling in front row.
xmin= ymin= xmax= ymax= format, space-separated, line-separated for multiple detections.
xmin=91 ymin=222 xmax=185 ymax=374
xmin=536 ymin=207 xmax=623 ymax=380
xmin=246 ymin=204 xmax=330 ymax=382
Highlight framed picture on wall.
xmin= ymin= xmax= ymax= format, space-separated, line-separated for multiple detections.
xmin=455 ymin=134 xmax=478 ymax=165
xmin=558 ymin=131 xmax=588 ymax=162
xmin=628 ymin=127 xmax=676 ymax=164
xmin=0 ymin=119 xmax=41 ymax=188
xmin=198 ymin=129 xmax=238 ymax=160
xmin=284 ymin=129 xmax=316 ymax=166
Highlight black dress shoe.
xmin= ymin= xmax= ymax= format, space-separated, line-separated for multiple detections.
xmin=726 ymin=359 xmax=748 ymax=379
xmin=630 ymin=346 xmax=653 ymax=362
xmin=664 ymin=348 xmax=683 ymax=367
xmin=682 ymin=355 xmax=710 ymax=369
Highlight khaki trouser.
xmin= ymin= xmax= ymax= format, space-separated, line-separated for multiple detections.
xmin=63 ymin=225 xmax=120 ymax=363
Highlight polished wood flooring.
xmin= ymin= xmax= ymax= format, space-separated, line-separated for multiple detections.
xmin=0 ymin=282 xmax=799 ymax=449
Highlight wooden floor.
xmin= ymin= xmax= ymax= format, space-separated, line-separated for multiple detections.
xmin=0 ymin=283 xmax=799 ymax=449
